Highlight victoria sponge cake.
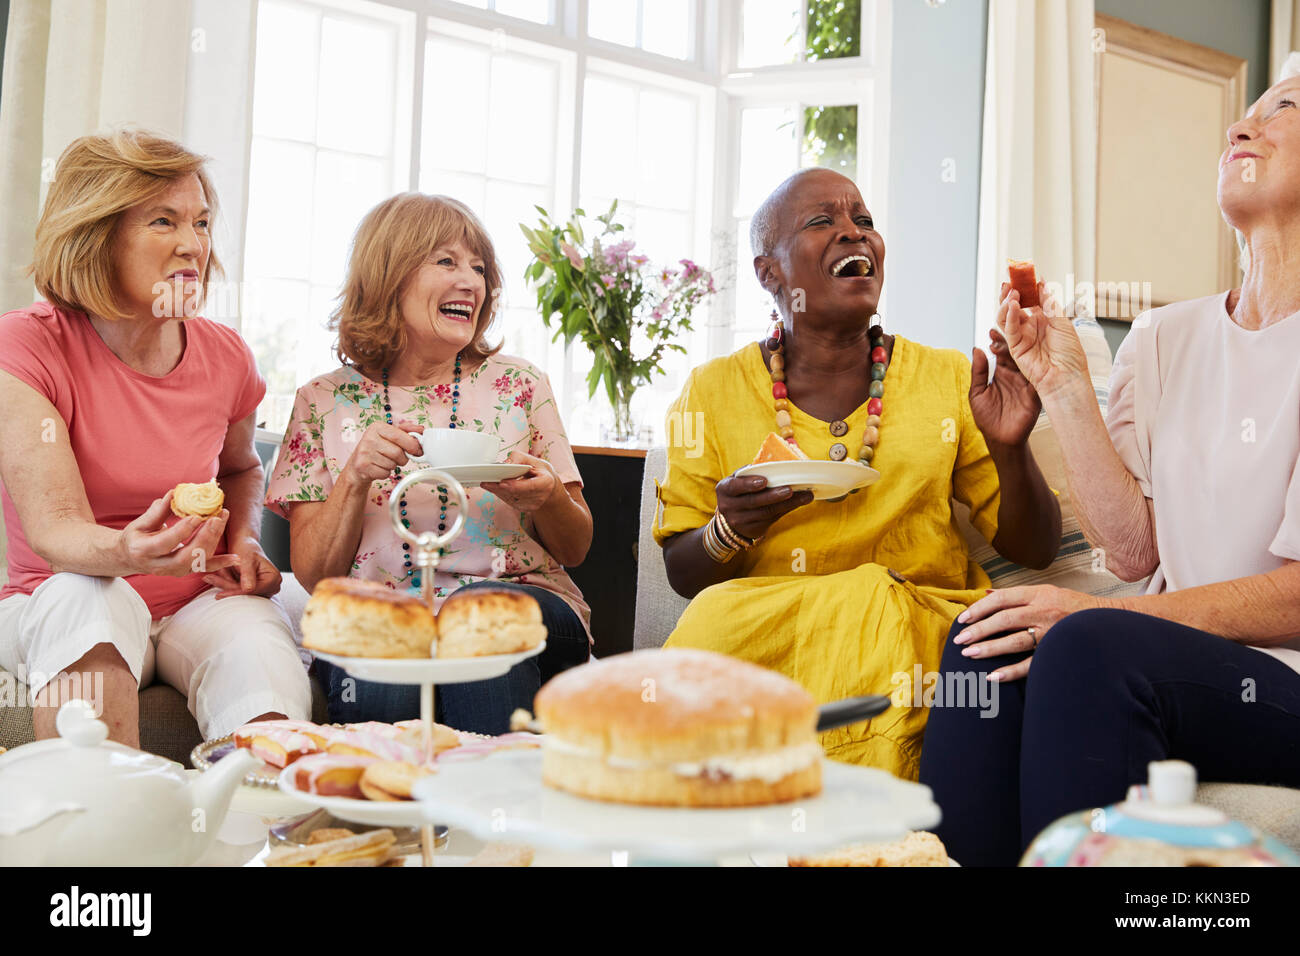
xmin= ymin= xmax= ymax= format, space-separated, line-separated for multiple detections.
xmin=300 ymin=577 xmax=436 ymax=658
xmin=534 ymin=648 xmax=822 ymax=807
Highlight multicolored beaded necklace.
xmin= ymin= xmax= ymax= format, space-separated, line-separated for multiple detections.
xmin=765 ymin=312 xmax=887 ymax=465
xmin=381 ymin=354 xmax=461 ymax=590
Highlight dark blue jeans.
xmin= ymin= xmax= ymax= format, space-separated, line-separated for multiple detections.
xmin=918 ymin=608 xmax=1300 ymax=867
xmin=312 ymin=581 xmax=590 ymax=735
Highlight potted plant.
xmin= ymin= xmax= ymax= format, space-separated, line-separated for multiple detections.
xmin=520 ymin=201 xmax=716 ymax=442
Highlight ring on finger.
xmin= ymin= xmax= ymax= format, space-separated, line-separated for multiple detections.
xmin=1027 ymin=626 xmax=1038 ymax=648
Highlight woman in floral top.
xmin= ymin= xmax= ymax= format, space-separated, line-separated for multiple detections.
xmin=266 ymin=193 xmax=592 ymax=734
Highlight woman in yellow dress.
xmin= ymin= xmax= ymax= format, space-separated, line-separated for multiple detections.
xmin=653 ymin=168 xmax=1061 ymax=779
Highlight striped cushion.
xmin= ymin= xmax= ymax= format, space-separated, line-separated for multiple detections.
xmin=960 ymin=316 xmax=1148 ymax=598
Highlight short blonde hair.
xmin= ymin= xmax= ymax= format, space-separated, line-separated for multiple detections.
xmin=333 ymin=193 xmax=503 ymax=372
xmin=30 ymin=128 xmax=223 ymax=320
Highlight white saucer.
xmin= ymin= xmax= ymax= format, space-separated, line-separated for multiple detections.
xmin=735 ymin=460 xmax=880 ymax=500
xmin=311 ymin=642 xmax=545 ymax=685
xmin=405 ymin=463 xmax=530 ymax=486
xmin=411 ymin=752 xmax=939 ymax=862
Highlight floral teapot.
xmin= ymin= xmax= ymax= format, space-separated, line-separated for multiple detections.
xmin=1021 ymin=760 xmax=1299 ymax=866
xmin=0 ymin=699 xmax=258 ymax=866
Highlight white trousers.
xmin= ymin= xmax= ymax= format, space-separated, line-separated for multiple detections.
xmin=0 ymin=573 xmax=311 ymax=738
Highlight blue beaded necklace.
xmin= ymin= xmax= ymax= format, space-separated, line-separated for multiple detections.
xmin=381 ymin=354 xmax=461 ymax=591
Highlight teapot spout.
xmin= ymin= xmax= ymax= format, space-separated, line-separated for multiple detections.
xmin=188 ymin=748 xmax=259 ymax=853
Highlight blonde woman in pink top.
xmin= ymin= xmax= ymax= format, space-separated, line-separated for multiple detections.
xmin=920 ymin=76 xmax=1300 ymax=865
xmin=0 ymin=130 xmax=311 ymax=747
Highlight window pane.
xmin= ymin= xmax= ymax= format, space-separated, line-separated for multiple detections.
xmin=588 ymin=0 xmax=637 ymax=47
xmin=626 ymin=206 xmax=690 ymax=267
xmin=739 ymin=0 xmax=800 ymax=67
xmin=642 ymin=0 xmax=692 ymax=59
xmin=446 ymin=0 xmax=489 ymax=8
xmin=483 ymin=179 xmax=551 ymax=305
xmin=251 ymin=1 xmax=320 ymax=142
xmin=636 ymin=89 xmax=696 ymax=208
xmin=493 ymin=0 xmax=552 ymax=24
xmin=734 ymin=215 xmax=770 ymax=330
xmin=310 ymin=151 xmax=390 ymax=285
xmin=244 ymin=278 xmax=309 ymax=429
xmin=423 ymin=38 xmax=490 ymax=175
xmin=736 ymin=106 xmax=796 ymax=216
xmin=317 ymin=16 xmax=396 ymax=155
xmin=486 ymin=55 xmax=558 ymax=184
xmin=244 ymin=139 xmax=316 ymax=281
xmin=581 ymin=76 xmax=637 ymax=198
xmin=420 ymin=169 xmax=486 ymax=213
xmin=805 ymin=0 xmax=861 ymax=60
xmin=802 ymin=103 xmax=857 ymax=173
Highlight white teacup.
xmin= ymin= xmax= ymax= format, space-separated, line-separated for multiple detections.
xmin=408 ymin=428 xmax=502 ymax=466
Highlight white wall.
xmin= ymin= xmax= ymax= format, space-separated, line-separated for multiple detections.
xmin=884 ymin=0 xmax=988 ymax=352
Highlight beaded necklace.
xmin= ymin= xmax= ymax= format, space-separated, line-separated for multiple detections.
xmin=765 ymin=312 xmax=887 ymax=465
xmin=381 ymin=354 xmax=461 ymax=590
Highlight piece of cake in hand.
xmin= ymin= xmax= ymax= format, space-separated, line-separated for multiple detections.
xmin=301 ymin=577 xmax=436 ymax=658
xmin=789 ymin=830 xmax=950 ymax=867
xmin=1007 ymin=259 xmax=1040 ymax=308
xmin=170 ymin=478 xmax=224 ymax=518
xmin=436 ymin=585 xmax=546 ymax=657
xmin=535 ymin=648 xmax=823 ymax=807
xmin=752 ymin=431 xmax=809 ymax=464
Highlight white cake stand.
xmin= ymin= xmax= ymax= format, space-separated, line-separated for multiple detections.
xmin=411 ymin=750 xmax=941 ymax=865
xmin=291 ymin=467 xmax=533 ymax=865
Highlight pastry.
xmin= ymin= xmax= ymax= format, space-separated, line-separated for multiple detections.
xmin=307 ymin=828 xmax=356 ymax=844
xmin=534 ymin=648 xmax=822 ymax=807
xmin=265 ymin=828 xmax=396 ymax=867
xmin=390 ymin=719 xmax=464 ymax=755
xmin=291 ymin=753 xmax=377 ymax=799
xmin=359 ymin=760 xmax=433 ymax=801
xmin=1007 ymin=258 xmax=1040 ymax=308
xmin=170 ymin=478 xmax=224 ymax=517
xmin=301 ymin=577 xmax=436 ymax=658
xmin=466 ymin=843 xmax=535 ymax=867
xmin=234 ymin=719 xmax=330 ymax=749
xmin=789 ymin=830 xmax=950 ymax=867
xmin=240 ymin=728 xmax=320 ymax=768
xmin=322 ymin=728 xmax=426 ymax=765
xmin=436 ymin=585 xmax=546 ymax=657
xmin=752 ymin=431 xmax=809 ymax=464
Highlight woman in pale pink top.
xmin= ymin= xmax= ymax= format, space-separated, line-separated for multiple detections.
xmin=920 ymin=75 xmax=1300 ymax=865
xmin=0 ymin=130 xmax=310 ymax=746
xmin=267 ymin=193 xmax=592 ymax=735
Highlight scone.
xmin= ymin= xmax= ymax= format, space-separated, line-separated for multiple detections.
xmin=301 ymin=577 xmax=436 ymax=658
xmin=436 ymin=586 xmax=546 ymax=657
xmin=534 ymin=648 xmax=822 ymax=807
xmin=789 ymin=830 xmax=950 ymax=867
xmin=170 ymin=478 xmax=224 ymax=517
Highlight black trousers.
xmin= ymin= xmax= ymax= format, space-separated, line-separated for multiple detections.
xmin=917 ymin=608 xmax=1300 ymax=866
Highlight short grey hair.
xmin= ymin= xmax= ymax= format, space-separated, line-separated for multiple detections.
xmin=748 ymin=167 xmax=841 ymax=259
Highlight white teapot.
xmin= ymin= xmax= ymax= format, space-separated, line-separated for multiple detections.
xmin=0 ymin=699 xmax=258 ymax=866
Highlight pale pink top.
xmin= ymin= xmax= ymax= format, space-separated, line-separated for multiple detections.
xmin=1107 ymin=291 xmax=1300 ymax=674
xmin=265 ymin=357 xmax=592 ymax=640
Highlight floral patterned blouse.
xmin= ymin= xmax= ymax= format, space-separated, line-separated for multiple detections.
xmin=265 ymin=355 xmax=592 ymax=640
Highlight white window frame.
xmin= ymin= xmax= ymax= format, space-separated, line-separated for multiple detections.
xmin=243 ymin=0 xmax=891 ymax=436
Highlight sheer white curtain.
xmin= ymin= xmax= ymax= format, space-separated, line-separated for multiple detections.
xmin=974 ymin=0 xmax=1096 ymax=347
xmin=0 ymin=0 xmax=255 ymax=314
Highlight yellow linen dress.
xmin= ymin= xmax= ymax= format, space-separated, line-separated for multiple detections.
xmin=653 ymin=337 xmax=1001 ymax=780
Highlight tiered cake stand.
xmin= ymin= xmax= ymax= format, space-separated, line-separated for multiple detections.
xmin=280 ymin=468 xmax=544 ymax=865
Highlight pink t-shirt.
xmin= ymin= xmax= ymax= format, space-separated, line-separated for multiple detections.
xmin=0 ymin=303 xmax=265 ymax=618
xmin=1107 ymin=291 xmax=1300 ymax=674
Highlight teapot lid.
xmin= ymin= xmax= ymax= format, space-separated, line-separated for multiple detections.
xmin=1099 ymin=761 xmax=1255 ymax=848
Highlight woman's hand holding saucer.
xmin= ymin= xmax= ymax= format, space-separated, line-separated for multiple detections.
xmin=715 ymin=473 xmax=814 ymax=541
xmin=481 ymin=451 xmax=562 ymax=513
xmin=952 ymin=584 xmax=1108 ymax=682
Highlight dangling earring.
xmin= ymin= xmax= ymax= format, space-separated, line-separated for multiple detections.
xmin=766 ymin=303 xmax=784 ymax=351
xmin=868 ymin=312 xmax=883 ymax=339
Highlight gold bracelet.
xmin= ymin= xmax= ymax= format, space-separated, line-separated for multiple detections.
xmin=715 ymin=509 xmax=757 ymax=549
xmin=702 ymin=516 xmax=739 ymax=563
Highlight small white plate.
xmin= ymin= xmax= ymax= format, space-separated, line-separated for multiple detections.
xmin=735 ymin=460 xmax=880 ymax=501
xmin=405 ymin=463 xmax=530 ymax=486
xmin=411 ymin=752 xmax=939 ymax=862
xmin=311 ymin=641 xmax=545 ymax=685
